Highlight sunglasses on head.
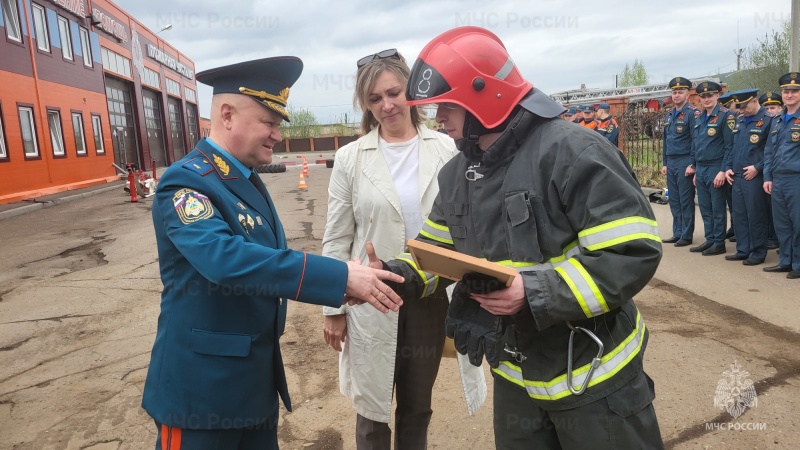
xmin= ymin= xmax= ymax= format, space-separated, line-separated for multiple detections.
xmin=357 ymin=49 xmax=399 ymax=68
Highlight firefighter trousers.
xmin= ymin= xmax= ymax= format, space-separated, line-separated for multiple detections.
xmin=492 ymin=370 xmax=664 ymax=450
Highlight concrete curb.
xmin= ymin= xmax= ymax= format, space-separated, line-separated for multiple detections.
xmin=0 ymin=182 xmax=124 ymax=221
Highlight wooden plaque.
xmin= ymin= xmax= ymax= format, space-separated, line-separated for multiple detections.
xmin=406 ymin=240 xmax=517 ymax=287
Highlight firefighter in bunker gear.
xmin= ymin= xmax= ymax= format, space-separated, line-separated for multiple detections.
xmin=373 ymin=26 xmax=665 ymax=449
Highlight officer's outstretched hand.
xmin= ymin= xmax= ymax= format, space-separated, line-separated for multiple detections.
xmin=345 ymin=261 xmax=404 ymax=313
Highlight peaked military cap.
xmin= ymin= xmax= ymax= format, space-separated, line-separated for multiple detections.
xmin=718 ymin=91 xmax=734 ymax=107
xmin=581 ymin=105 xmax=594 ymax=113
xmin=196 ymin=57 xmax=303 ymax=122
xmin=695 ymin=81 xmax=721 ymax=95
xmin=779 ymin=72 xmax=800 ymax=89
xmin=597 ymin=103 xmax=611 ymax=110
xmin=669 ymin=76 xmax=691 ymax=90
xmin=566 ymin=106 xmax=577 ymax=115
xmin=759 ymin=91 xmax=783 ymax=106
xmin=729 ymin=89 xmax=758 ymax=105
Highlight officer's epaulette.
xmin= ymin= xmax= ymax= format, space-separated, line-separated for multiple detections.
xmin=182 ymin=157 xmax=215 ymax=176
xmin=693 ymin=109 xmax=702 ymax=116
xmin=719 ymin=106 xmax=730 ymax=113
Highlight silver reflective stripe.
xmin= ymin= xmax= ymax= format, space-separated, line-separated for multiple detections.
xmin=494 ymin=57 xmax=515 ymax=81
xmin=579 ymin=217 xmax=660 ymax=251
xmin=396 ymin=255 xmax=438 ymax=298
xmin=420 ymin=220 xmax=453 ymax=245
xmin=492 ymin=311 xmax=646 ymax=401
xmin=555 ymin=259 xmax=609 ymax=317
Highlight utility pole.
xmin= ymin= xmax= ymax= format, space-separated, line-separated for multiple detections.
xmin=733 ymin=48 xmax=744 ymax=71
xmin=792 ymin=0 xmax=800 ymax=71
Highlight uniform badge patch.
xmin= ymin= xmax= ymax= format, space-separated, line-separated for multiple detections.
xmin=213 ymin=154 xmax=231 ymax=176
xmin=756 ymin=120 xmax=764 ymax=128
xmin=247 ymin=214 xmax=255 ymax=229
xmin=676 ymin=126 xmax=684 ymax=133
xmin=237 ymin=202 xmax=247 ymax=210
xmin=256 ymin=216 xmax=263 ymax=226
xmin=708 ymin=127 xmax=717 ymax=136
xmin=727 ymin=117 xmax=736 ymax=131
xmin=173 ymin=189 xmax=214 ymax=224
xmin=749 ymin=134 xmax=760 ymax=143
xmin=238 ymin=213 xmax=249 ymax=234
xmin=792 ymin=132 xmax=800 ymax=142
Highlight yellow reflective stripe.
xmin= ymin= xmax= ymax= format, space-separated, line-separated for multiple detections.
xmin=492 ymin=311 xmax=646 ymax=401
xmin=493 ymin=241 xmax=582 ymax=271
xmin=420 ymin=220 xmax=453 ymax=245
xmin=555 ymin=259 xmax=609 ymax=317
xmin=579 ymin=217 xmax=660 ymax=251
xmin=397 ymin=255 xmax=438 ymax=297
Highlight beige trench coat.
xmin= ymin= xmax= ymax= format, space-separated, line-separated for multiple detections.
xmin=322 ymin=125 xmax=486 ymax=423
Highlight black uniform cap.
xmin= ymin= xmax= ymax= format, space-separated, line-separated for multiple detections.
xmin=695 ymin=81 xmax=721 ymax=95
xmin=668 ymin=77 xmax=691 ymax=90
xmin=196 ymin=57 xmax=303 ymax=122
xmin=779 ymin=72 xmax=800 ymax=90
xmin=729 ymin=89 xmax=758 ymax=105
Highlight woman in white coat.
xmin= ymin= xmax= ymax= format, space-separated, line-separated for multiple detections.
xmin=322 ymin=50 xmax=483 ymax=450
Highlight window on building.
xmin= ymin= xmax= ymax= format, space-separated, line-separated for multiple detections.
xmin=47 ymin=110 xmax=65 ymax=156
xmin=57 ymin=16 xmax=73 ymax=60
xmin=72 ymin=112 xmax=87 ymax=155
xmin=142 ymin=67 xmax=161 ymax=88
xmin=31 ymin=4 xmax=50 ymax=52
xmin=185 ymin=87 xmax=197 ymax=103
xmin=166 ymin=78 xmax=182 ymax=97
xmin=79 ymin=28 xmax=92 ymax=67
xmin=1 ymin=0 xmax=22 ymax=42
xmin=19 ymin=107 xmax=39 ymax=158
xmin=91 ymin=115 xmax=104 ymax=154
xmin=101 ymin=47 xmax=132 ymax=78
xmin=0 ymin=103 xmax=7 ymax=159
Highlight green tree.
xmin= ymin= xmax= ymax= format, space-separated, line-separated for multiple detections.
xmin=725 ymin=22 xmax=789 ymax=93
xmin=279 ymin=106 xmax=320 ymax=139
xmin=617 ymin=59 xmax=649 ymax=87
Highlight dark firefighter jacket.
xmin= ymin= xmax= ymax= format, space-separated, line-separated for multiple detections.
xmin=386 ymin=89 xmax=663 ymax=411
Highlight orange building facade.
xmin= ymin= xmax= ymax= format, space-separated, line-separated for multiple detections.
xmin=0 ymin=0 xmax=200 ymax=203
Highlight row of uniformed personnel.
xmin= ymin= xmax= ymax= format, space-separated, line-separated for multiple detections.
xmin=661 ymin=73 xmax=800 ymax=279
xmin=562 ymin=104 xmax=620 ymax=146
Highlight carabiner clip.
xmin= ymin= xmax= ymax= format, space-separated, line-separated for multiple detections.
xmin=566 ymin=322 xmax=605 ymax=395
xmin=503 ymin=344 xmax=527 ymax=363
xmin=465 ymin=164 xmax=484 ymax=182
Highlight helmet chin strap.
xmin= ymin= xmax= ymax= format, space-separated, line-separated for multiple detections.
xmin=455 ymin=110 xmax=516 ymax=162
xmin=456 ymin=112 xmax=488 ymax=162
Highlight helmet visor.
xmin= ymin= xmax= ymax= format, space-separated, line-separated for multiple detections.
xmin=406 ymin=59 xmax=452 ymax=104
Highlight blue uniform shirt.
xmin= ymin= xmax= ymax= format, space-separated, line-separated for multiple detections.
xmin=764 ymin=109 xmax=800 ymax=181
xmin=692 ymin=103 xmax=735 ymax=169
xmin=663 ymin=103 xmax=699 ymax=163
xmin=723 ymin=107 xmax=772 ymax=175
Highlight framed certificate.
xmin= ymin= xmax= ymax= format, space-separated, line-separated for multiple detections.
xmin=406 ymin=239 xmax=517 ymax=287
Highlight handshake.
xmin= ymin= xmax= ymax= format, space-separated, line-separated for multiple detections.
xmin=340 ymin=242 xmax=404 ymax=313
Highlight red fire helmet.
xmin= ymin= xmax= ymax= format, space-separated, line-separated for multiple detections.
xmin=406 ymin=27 xmax=533 ymax=129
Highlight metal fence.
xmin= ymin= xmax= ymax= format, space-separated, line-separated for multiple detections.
xmin=618 ymin=109 xmax=669 ymax=188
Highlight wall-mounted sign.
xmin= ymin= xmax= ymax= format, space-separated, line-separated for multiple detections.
xmin=48 ymin=0 xmax=86 ymax=17
xmin=92 ymin=7 xmax=129 ymax=43
xmin=147 ymin=44 xmax=194 ymax=80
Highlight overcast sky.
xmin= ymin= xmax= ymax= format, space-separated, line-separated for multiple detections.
xmin=116 ymin=0 xmax=791 ymax=123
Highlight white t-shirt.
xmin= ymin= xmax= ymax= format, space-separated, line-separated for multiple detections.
xmin=379 ymin=135 xmax=421 ymax=242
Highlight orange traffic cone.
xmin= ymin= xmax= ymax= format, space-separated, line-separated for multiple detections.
xmin=298 ymin=171 xmax=308 ymax=189
xmin=302 ymin=156 xmax=309 ymax=178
